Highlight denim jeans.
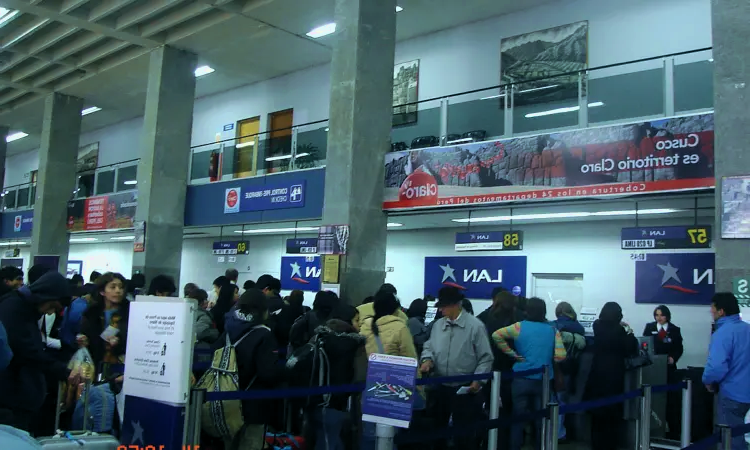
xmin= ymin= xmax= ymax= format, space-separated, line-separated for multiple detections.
xmin=717 ymin=394 xmax=750 ymax=450
xmin=311 ymin=407 xmax=348 ymax=450
xmin=554 ymin=391 xmax=567 ymax=439
xmin=512 ymin=378 xmax=544 ymax=450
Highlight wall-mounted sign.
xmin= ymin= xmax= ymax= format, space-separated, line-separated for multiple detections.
xmin=13 ymin=213 xmax=32 ymax=233
xmin=635 ymin=253 xmax=714 ymax=305
xmin=424 ymin=256 xmax=527 ymax=299
xmin=286 ymin=238 xmax=318 ymax=254
xmin=0 ymin=258 xmax=22 ymax=270
xmin=384 ymin=113 xmax=714 ymax=210
xmin=621 ymin=226 xmax=711 ymax=250
xmin=212 ymin=241 xmax=249 ymax=255
xmin=733 ymin=277 xmax=750 ymax=307
xmin=322 ymin=255 xmax=340 ymax=284
xmin=362 ymin=353 xmax=418 ymax=428
xmin=223 ymin=181 xmax=306 ymax=214
xmin=280 ymin=256 xmax=320 ymax=292
xmin=67 ymin=192 xmax=137 ymax=231
xmin=455 ymin=231 xmax=523 ymax=251
xmin=134 ymin=221 xmax=145 ymax=253
xmin=223 ymin=123 xmax=234 ymax=131
xmin=318 ymin=225 xmax=349 ymax=255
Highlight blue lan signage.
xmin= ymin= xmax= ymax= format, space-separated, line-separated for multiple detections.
xmin=455 ymin=231 xmax=523 ymax=251
xmin=621 ymin=226 xmax=711 ymax=250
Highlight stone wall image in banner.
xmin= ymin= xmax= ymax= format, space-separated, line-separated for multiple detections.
xmin=383 ymin=113 xmax=714 ymax=210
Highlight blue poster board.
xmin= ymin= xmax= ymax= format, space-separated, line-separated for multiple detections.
xmin=280 ymin=256 xmax=321 ymax=291
xmin=362 ymin=353 xmax=418 ymax=428
xmin=635 ymin=253 xmax=715 ymax=304
xmin=223 ymin=180 xmax=306 ymax=213
xmin=424 ymin=256 xmax=527 ymax=299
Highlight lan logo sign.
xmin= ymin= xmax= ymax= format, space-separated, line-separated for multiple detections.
xmin=635 ymin=253 xmax=714 ymax=305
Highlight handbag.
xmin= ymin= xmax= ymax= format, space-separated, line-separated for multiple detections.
xmin=625 ymin=347 xmax=653 ymax=371
xmin=551 ymin=331 xmax=566 ymax=392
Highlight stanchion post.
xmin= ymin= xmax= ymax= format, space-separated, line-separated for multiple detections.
xmin=547 ymin=403 xmax=559 ymax=450
xmin=719 ymin=424 xmax=731 ymax=450
xmin=187 ymin=389 xmax=205 ymax=447
xmin=639 ymin=385 xmax=652 ymax=450
xmin=487 ymin=371 xmax=501 ymax=450
xmin=375 ymin=423 xmax=396 ymax=450
xmin=541 ymin=366 xmax=551 ymax=450
xmin=681 ymin=379 xmax=692 ymax=448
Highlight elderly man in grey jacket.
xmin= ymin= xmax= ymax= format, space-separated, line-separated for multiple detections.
xmin=420 ymin=286 xmax=494 ymax=450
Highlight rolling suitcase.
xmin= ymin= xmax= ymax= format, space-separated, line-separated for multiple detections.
xmin=37 ymin=380 xmax=120 ymax=449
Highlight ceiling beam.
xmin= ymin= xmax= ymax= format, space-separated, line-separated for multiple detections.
xmin=0 ymin=0 xmax=161 ymax=48
xmin=116 ymin=0 xmax=186 ymax=30
xmin=242 ymin=0 xmax=278 ymax=13
xmin=139 ymin=3 xmax=212 ymax=37
xmin=61 ymin=0 xmax=91 ymax=14
xmin=0 ymin=18 xmax=50 ymax=50
xmin=0 ymin=23 xmax=79 ymax=73
xmin=88 ymin=0 xmax=140 ymax=22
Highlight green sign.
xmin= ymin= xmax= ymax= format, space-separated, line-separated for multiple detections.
xmin=732 ymin=277 xmax=750 ymax=307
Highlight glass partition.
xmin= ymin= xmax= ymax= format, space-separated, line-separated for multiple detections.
xmin=447 ymin=88 xmax=505 ymax=143
xmin=513 ymin=76 xmax=581 ymax=134
xmin=95 ymin=168 xmax=115 ymax=195
xmin=587 ymin=60 xmax=665 ymax=125
xmin=391 ymin=98 xmax=441 ymax=152
xmin=674 ymin=49 xmax=714 ymax=113
xmin=3 ymin=188 xmax=15 ymax=210
xmin=294 ymin=120 xmax=328 ymax=170
xmin=116 ymin=164 xmax=138 ymax=191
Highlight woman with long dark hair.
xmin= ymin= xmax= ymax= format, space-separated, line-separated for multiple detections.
xmin=406 ymin=298 xmax=429 ymax=354
xmin=585 ymin=302 xmax=638 ymax=450
xmin=210 ymin=283 xmax=236 ymax=335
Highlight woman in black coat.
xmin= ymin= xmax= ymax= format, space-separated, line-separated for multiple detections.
xmin=642 ymin=304 xmax=683 ymax=369
xmin=585 ymin=302 xmax=638 ymax=450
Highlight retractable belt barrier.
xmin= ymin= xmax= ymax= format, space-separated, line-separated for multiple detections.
xmin=681 ymin=422 xmax=750 ymax=450
xmin=651 ymin=381 xmax=687 ymax=394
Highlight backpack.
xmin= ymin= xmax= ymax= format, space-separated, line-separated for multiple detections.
xmin=558 ymin=330 xmax=585 ymax=374
xmin=195 ymin=327 xmax=264 ymax=439
xmin=285 ymin=334 xmax=330 ymax=408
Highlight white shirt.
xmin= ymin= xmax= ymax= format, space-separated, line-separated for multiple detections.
xmin=658 ymin=323 xmax=669 ymax=332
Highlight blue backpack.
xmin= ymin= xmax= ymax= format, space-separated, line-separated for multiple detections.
xmin=71 ymin=383 xmax=116 ymax=433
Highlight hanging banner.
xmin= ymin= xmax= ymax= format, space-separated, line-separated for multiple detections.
xmin=621 ymin=226 xmax=711 ymax=250
xmin=424 ymin=256 xmax=527 ymax=299
xmin=67 ymin=192 xmax=137 ymax=231
xmin=318 ymin=225 xmax=349 ymax=255
xmin=280 ymin=256 xmax=321 ymax=292
xmin=635 ymin=253 xmax=714 ymax=305
xmin=384 ymin=113 xmax=714 ymax=210
xmin=223 ymin=180 xmax=306 ymax=214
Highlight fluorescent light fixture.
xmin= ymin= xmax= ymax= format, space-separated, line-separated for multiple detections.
xmin=70 ymin=237 xmax=98 ymax=243
xmin=446 ymin=137 xmax=474 ymax=145
xmin=452 ymin=208 xmax=680 ymax=223
xmin=111 ymin=236 xmax=135 ymax=241
xmin=0 ymin=9 xmax=19 ymax=28
xmin=265 ymin=152 xmax=310 ymax=162
xmin=307 ymin=23 xmax=336 ymax=38
xmin=525 ymin=102 xmax=604 ymax=118
xmin=0 ymin=241 xmax=25 ymax=246
xmin=396 ymin=6 xmax=404 ymax=12
xmin=708 ymin=58 xmax=714 ymax=62
xmin=480 ymin=94 xmax=506 ymax=100
xmin=518 ymin=84 xmax=559 ymax=94
xmin=123 ymin=180 xmax=137 ymax=185
xmin=236 ymin=141 xmax=255 ymax=149
xmin=81 ymin=106 xmax=102 ymax=116
xmin=6 ymin=131 xmax=27 ymax=142
xmin=387 ymin=222 xmax=403 ymax=227
xmin=194 ymin=65 xmax=215 ymax=77
xmin=325 ymin=128 xmax=329 ymax=132
xmin=234 ymin=226 xmax=319 ymax=234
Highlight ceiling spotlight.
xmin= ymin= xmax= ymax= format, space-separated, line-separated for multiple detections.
xmin=396 ymin=6 xmax=404 ymax=12
xmin=307 ymin=23 xmax=336 ymax=38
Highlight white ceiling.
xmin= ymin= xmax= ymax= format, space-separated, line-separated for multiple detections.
xmin=0 ymin=0 xmax=557 ymax=155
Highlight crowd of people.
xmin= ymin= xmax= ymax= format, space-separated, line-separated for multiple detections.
xmin=0 ymin=263 xmax=748 ymax=450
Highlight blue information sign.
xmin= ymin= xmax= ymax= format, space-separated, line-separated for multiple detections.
xmin=635 ymin=253 xmax=715 ymax=305
xmin=455 ymin=231 xmax=523 ymax=251
xmin=280 ymin=256 xmax=320 ymax=291
xmin=286 ymin=238 xmax=318 ymax=254
xmin=621 ymin=226 xmax=711 ymax=250
xmin=362 ymin=353 xmax=418 ymax=428
xmin=223 ymin=181 xmax=306 ymax=213
xmin=424 ymin=256 xmax=527 ymax=299
xmin=223 ymin=123 xmax=234 ymax=131
xmin=212 ymin=241 xmax=249 ymax=255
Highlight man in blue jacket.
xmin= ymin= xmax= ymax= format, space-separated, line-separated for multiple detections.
xmin=703 ymin=292 xmax=750 ymax=450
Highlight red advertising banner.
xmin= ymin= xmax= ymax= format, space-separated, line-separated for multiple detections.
xmin=383 ymin=113 xmax=714 ymax=210
xmin=67 ymin=192 xmax=137 ymax=231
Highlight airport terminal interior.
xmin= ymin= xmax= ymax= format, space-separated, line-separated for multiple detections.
xmin=0 ymin=0 xmax=747 ymax=449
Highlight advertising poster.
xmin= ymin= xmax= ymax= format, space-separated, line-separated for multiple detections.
xmin=721 ymin=176 xmax=750 ymax=238
xmin=13 ymin=212 xmax=33 ymax=233
xmin=124 ymin=297 xmax=195 ymax=404
xmin=424 ymin=256 xmax=527 ymax=299
xmin=318 ymin=225 xmax=349 ymax=255
xmin=362 ymin=353 xmax=418 ymax=428
xmin=635 ymin=253 xmax=715 ymax=305
xmin=223 ymin=180 xmax=305 ymax=214
xmin=280 ymin=256 xmax=321 ymax=292
xmin=384 ymin=113 xmax=714 ymax=209
xmin=67 ymin=192 xmax=137 ymax=231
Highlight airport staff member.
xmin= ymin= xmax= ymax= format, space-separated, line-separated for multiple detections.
xmin=420 ymin=286 xmax=494 ymax=450
xmin=703 ymin=293 xmax=750 ymax=450
xmin=642 ymin=304 xmax=684 ymax=369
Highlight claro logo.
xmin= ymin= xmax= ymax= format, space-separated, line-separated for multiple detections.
xmin=655 ymin=133 xmax=700 ymax=151
xmin=398 ymin=171 xmax=438 ymax=206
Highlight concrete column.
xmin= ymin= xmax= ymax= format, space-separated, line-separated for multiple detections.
xmin=132 ymin=46 xmax=196 ymax=284
xmin=712 ymin=0 xmax=750 ymax=292
xmin=322 ymin=0 xmax=397 ymax=304
xmin=30 ymin=93 xmax=83 ymax=273
xmin=0 ymin=126 xmax=8 ymax=191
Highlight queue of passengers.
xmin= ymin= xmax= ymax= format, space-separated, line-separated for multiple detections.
xmin=0 ymin=264 xmax=748 ymax=450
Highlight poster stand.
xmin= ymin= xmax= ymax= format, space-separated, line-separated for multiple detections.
xmin=119 ymin=296 xmax=196 ymax=448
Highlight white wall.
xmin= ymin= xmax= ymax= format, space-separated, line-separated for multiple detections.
xmin=68 ymin=242 xmax=134 ymax=281
xmin=4 ymin=0 xmax=712 ymax=182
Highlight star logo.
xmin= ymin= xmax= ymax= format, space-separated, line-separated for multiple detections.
xmin=290 ymin=260 xmax=309 ymax=284
xmin=131 ymin=420 xmax=145 ymax=445
xmin=440 ymin=264 xmax=457 ymax=283
xmin=657 ymin=262 xmax=681 ymax=285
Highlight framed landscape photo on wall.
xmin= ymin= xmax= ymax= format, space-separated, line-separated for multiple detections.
xmin=393 ymin=59 xmax=419 ymax=127
xmin=500 ymin=21 xmax=589 ymax=106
